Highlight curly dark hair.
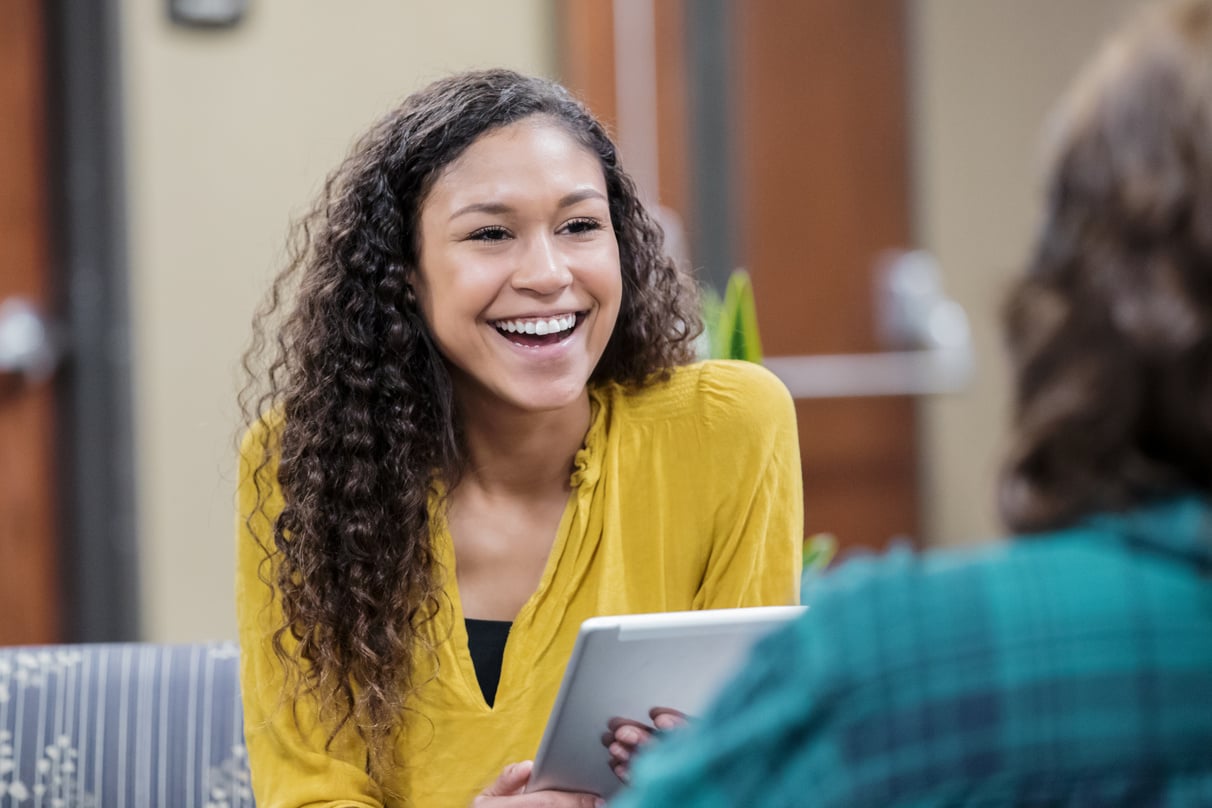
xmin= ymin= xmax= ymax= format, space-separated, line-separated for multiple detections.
xmin=238 ymin=69 xmax=701 ymax=778
xmin=998 ymin=0 xmax=1212 ymax=533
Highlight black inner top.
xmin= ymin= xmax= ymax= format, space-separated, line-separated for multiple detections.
xmin=465 ymin=618 xmax=512 ymax=707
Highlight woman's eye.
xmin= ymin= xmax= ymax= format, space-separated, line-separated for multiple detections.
xmin=563 ymin=217 xmax=604 ymax=235
xmin=468 ymin=226 xmax=511 ymax=242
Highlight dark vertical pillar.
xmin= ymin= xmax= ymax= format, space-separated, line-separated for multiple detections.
xmin=46 ymin=0 xmax=141 ymax=641
xmin=685 ymin=0 xmax=736 ymax=293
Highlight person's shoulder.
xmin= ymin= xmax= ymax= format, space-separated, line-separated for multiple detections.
xmin=728 ymin=537 xmax=1051 ymax=690
xmin=618 ymin=360 xmax=793 ymax=429
xmin=700 ymin=359 xmax=792 ymax=412
xmin=794 ymin=523 xmax=1123 ymax=671
xmin=790 ymin=540 xmax=1013 ymax=664
xmin=807 ymin=536 xmax=1017 ymax=608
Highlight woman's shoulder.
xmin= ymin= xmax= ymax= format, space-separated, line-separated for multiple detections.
xmin=615 ymin=360 xmax=794 ymax=426
xmin=694 ymin=358 xmax=794 ymax=414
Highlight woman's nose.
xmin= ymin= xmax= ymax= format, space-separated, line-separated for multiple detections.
xmin=511 ymin=234 xmax=573 ymax=295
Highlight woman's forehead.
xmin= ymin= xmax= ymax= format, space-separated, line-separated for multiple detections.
xmin=423 ymin=120 xmax=608 ymax=215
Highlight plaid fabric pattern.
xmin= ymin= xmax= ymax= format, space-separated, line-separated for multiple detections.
xmin=614 ymin=496 xmax=1212 ymax=807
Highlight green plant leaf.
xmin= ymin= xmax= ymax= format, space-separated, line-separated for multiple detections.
xmin=803 ymin=533 xmax=837 ymax=576
xmin=720 ymin=270 xmax=763 ymax=362
xmin=701 ymin=269 xmax=765 ymax=361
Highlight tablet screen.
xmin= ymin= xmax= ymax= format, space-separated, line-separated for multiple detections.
xmin=528 ymin=606 xmax=806 ymax=799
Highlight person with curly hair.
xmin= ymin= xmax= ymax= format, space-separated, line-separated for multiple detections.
xmin=235 ymin=69 xmax=803 ymax=808
xmin=614 ymin=1 xmax=1212 ymax=805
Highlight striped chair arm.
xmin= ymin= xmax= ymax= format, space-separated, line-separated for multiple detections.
xmin=0 ymin=642 xmax=251 ymax=807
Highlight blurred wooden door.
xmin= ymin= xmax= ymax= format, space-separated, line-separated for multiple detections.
xmin=0 ymin=0 xmax=62 ymax=643
xmin=561 ymin=0 xmax=919 ymax=553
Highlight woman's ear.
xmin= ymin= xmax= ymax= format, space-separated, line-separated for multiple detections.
xmin=404 ymin=267 xmax=423 ymax=308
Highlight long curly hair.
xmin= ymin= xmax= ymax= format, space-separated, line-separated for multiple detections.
xmin=998 ymin=0 xmax=1212 ymax=533
xmin=238 ymin=69 xmax=701 ymax=778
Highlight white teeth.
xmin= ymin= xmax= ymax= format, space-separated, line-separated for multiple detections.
xmin=494 ymin=314 xmax=578 ymax=336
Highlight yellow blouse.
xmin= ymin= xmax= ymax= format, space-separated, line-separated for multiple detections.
xmin=236 ymin=359 xmax=804 ymax=808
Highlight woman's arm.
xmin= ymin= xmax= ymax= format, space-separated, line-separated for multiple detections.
xmin=694 ymin=363 xmax=804 ymax=610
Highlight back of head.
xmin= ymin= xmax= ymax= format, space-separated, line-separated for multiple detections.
xmin=999 ymin=0 xmax=1212 ymax=533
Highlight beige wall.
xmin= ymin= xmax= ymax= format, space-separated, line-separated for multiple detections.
xmin=120 ymin=1 xmax=555 ymax=642
xmin=911 ymin=0 xmax=1144 ymax=546
xmin=120 ymin=0 xmax=1162 ymax=640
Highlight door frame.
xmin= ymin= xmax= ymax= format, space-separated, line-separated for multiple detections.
xmin=47 ymin=0 xmax=140 ymax=641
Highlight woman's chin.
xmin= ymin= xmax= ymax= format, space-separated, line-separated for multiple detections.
xmin=507 ymin=384 xmax=589 ymax=415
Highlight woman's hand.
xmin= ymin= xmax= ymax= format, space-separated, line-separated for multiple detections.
xmin=473 ymin=761 xmax=604 ymax=807
xmin=602 ymin=707 xmax=688 ymax=784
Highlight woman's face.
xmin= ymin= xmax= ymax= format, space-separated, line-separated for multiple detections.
xmin=414 ymin=117 xmax=622 ymax=418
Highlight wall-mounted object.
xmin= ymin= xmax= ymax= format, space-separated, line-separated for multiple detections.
xmin=763 ymin=251 xmax=974 ymax=399
xmin=168 ymin=0 xmax=247 ymax=27
xmin=0 ymin=297 xmax=62 ymax=395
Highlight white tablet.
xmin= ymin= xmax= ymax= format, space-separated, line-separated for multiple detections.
xmin=527 ymin=605 xmax=806 ymax=799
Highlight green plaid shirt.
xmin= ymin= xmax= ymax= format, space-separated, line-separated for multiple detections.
xmin=614 ymin=496 xmax=1212 ymax=807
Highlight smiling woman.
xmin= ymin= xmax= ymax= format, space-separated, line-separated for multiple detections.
xmin=236 ymin=69 xmax=804 ymax=808
xmin=414 ymin=119 xmax=622 ymax=417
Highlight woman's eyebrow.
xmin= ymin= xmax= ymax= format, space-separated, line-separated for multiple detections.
xmin=557 ymin=188 xmax=608 ymax=208
xmin=450 ymin=201 xmax=513 ymax=221
xmin=449 ymin=189 xmax=608 ymax=222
